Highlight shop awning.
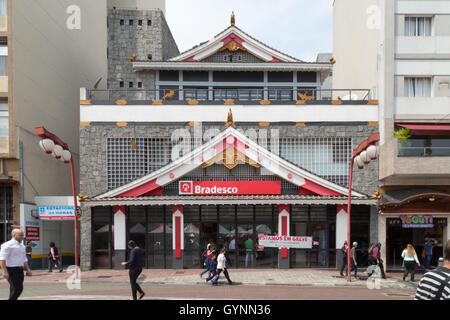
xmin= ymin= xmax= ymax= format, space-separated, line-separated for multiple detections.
xmin=83 ymin=194 xmax=376 ymax=207
xmin=396 ymin=123 xmax=450 ymax=135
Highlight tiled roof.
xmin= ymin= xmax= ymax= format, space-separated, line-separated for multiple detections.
xmin=174 ymin=25 xmax=304 ymax=63
xmin=84 ymin=194 xmax=375 ymax=206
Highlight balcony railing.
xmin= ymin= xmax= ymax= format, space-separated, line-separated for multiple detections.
xmin=398 ymin=139 xmax=450 ymax=157
xmin=87 ymin=88 xmax=372 ymax=103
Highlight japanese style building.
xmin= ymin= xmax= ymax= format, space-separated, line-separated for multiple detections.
xmin=79 ymin=12 xmax=379 ymax=270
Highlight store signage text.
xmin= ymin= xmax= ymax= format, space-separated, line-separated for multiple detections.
xmin=400 ymin=215 xmax=434 ymax=228
xmin=179 ymin=181 xmax=281 ymax=195
xmin=257 ymin=234 xmax=312 ymax=249
xmin=25 ymin=226 xmax=40 ymax=241
xmin=39 ymin=206 xmax=75 ymax=220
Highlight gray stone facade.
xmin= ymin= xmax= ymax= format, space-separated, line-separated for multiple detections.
xmin=80 ymin=123 xmax=379 ymax=198
xmin=107 ymin=9 xmax=179 ymax=100
xmin=79 ymin=123 xmax=378 ymax=270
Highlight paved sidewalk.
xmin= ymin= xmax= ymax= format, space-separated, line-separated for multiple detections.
xmin=4 ymin=268 xmax=420 ymax=290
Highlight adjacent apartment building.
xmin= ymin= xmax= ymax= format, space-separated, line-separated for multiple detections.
xmin=0 ymin=0 xmax=109 ymax=268
xmin=333 ymin=0 xmax=450 ymax=271
xmin=79 ymin=13 xmax=379 ymax=271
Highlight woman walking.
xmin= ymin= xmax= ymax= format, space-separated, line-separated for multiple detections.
xmin=402 ymin=243 xmax=421 ymax=282
xmin=48 ymin=242 xmax=63 ymax=272
xmin=200 ymin=244 xmax=213 ymax=278
xmin=212 ymin=248 xmax=233 ymax=285
xmin=205 ymin=254 xmax=218 ymax=284
xmin=122 ymin=240 xmax=146 ymax=300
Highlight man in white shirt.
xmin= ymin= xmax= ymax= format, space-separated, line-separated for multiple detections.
xmin=0 ymin=229 xmax=32 ymax=300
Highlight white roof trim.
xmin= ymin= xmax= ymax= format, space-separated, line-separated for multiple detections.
xmin=96 ymin=127 xmax=365 ymax=199
xmin=168 ymin=26 xmax=300 ymax=63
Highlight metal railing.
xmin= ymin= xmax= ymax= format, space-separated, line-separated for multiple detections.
xmin=398 ymin=146 xmax=450 ymax=157
xmin=87 ymin=88 xmax=372 ymax=103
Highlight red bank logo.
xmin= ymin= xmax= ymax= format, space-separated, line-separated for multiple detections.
xmin=179 ymin=181 xmax=193 ymax=194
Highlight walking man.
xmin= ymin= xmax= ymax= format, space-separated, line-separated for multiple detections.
xmin=0 ymin=229 xmax=32 ymax=300
xmin=415 ymin=240 xmax=450 ymax=300
xmin=122 ymin=240 xmax=146 ymax=300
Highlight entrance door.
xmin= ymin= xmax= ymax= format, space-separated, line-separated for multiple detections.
xmin=128 ymin=207 xmax=147 ymax=268
xmin=387 ymin=217 xmax=447 ymax=270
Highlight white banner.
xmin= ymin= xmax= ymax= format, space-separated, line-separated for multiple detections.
xmin=39 ymin=206 xmax=75 ymax=220
xmin=258 ymin=234 xmax=312 ymax=249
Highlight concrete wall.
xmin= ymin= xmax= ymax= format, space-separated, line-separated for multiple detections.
xmin=12 ymin=0 xmax=108 ymax=205
xmin=107 ymin=8 xmax=179 ymax=99
xmin=332 ymin=0 xmax=379 ymax=99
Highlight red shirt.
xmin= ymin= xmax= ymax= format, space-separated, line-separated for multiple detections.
xmin=373 ymin=246 xmax=380 ymax=258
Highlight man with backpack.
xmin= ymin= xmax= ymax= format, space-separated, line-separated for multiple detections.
xmin=415 ymin=240 xmax=450 ymax=300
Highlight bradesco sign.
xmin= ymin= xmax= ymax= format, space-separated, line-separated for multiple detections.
xmin=179 ymin=180 xmax=281 ymax=195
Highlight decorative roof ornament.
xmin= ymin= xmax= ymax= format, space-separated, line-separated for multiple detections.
xmin=231 ymin=11 xmax=235 ymax=26
xmin=225 ymin=108 xmax=235 ymax=127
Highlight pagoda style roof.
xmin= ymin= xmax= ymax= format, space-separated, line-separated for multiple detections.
xmin=169 ymin=19 xmax=303 ymax=63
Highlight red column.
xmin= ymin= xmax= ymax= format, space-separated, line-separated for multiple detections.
xmin=278 ymin=204 xmax=290 ymax=258
xmin=172 ymin=205 xmax=184 ymax=259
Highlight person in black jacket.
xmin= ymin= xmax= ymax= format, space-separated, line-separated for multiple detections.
xmin=122 ymin=240 xmax=145 ymax=300
xmin=340 ymin=241 xmax=348 ymax=276
xmin=48 ymin=242 xmax=63 ymax=272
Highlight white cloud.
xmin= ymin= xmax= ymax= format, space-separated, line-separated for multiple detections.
xmin=166 ymin=0 xmax=333 ymax=61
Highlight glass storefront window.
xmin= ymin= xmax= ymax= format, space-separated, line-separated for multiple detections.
xmin=92 ymin=207 xmax=113 ymax=269
xmin=184 ymin=222 xmax=200 ymax=268
xmin=128 ymin=207 xmax=146 ymax=267
xmin=290 ymin=205 xmax=338 ymax=268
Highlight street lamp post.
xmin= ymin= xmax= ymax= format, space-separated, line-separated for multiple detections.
xmin=346 ymin=132 xmax=380 ymax=282
xmin=35 ymin=127 xmax=80 ymax=269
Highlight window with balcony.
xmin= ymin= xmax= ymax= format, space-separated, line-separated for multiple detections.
xmin=404 ymin=77 xmax=431 ymax=97
xmin=0 ymin=102 xmax=8 ymax=154
xmin=398 ymin=136 xmax=450 ymax=157
xmin=405 ymin=17 xmax=432 ymax=36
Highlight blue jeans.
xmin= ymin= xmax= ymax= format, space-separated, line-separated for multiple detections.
xmin=350 ymin=263 xmax=358 ymax=278
xmin=26 ymin=256 xmax=32 ymax=269
xmin=200 ymin=267 xmax=209 ymax=276
xmin=245 ymin=252 xmax=253 ymax=267
xmin=425 ymin=255 xmax=432 ymax=268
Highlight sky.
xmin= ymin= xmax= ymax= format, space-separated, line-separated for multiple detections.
xmin=165 ymin=0 xmax=334 ymax=62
